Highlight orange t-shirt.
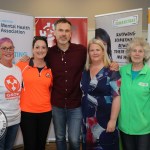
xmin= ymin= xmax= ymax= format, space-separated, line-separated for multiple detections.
xmin=16 ymin=61 xmax=53 ymax=113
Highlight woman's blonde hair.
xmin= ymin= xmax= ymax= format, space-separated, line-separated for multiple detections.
xmin=85 ymin=38 xmax=111 ymax=70
xmin=126 ymin=37 xmax=150 ymax=63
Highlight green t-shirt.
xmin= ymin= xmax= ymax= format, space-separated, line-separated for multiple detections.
xmin=119 ymin=63 xmax=150 ymax=135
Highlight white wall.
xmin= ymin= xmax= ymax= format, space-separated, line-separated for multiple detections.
xmin=0 ymin=0 xmax=150 ymax=30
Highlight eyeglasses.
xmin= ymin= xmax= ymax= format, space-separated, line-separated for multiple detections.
xmin=0 ymin=46 xmax=15 ymax=52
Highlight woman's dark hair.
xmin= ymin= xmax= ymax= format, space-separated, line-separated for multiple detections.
xmin=33 ymin=36 xmax=48 ymax=48
xmin=95 ymin=28 xmax=112 ymax=60
xmin=32 ymin=36 xmax=50 ymax=68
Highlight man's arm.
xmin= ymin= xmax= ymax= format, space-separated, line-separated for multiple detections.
xmin=110 ymin=61 xmax=119 ymax=71
xmin=18 ymin=55 xmax=30 ymax=62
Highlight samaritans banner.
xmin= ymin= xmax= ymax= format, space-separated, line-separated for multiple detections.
xmin=0 ymin=9 xmax=34 ymax=63
xmin=148 ymin=8 xmax=150 ymax=44
xmin=95 ymin=8 xmax=142 ymax=66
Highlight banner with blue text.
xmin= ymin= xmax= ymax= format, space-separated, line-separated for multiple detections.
xmin=0 ymin=9 xmax=34 ymax=63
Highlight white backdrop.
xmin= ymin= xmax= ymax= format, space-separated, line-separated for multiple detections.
xmin=0 ymin=9 xmax=33 ymax=63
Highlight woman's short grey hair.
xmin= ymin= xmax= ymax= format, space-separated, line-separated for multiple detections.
xmin=126 ymin=37 xmax=150 ymax=63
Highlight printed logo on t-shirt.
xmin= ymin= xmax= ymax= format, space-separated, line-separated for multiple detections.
xmin=138 ymin=82 xmax=149 ymax=87
xmin=45 ymin=72 xmax=51 ymax=78
xmin=4 ymin=75 xmax=20 ymax=99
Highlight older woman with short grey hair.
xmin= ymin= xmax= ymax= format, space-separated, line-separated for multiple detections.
xmin=126 ymin=37 xmax=150 ymax=63
xmin=119 ymin=37 xmax=150 ymax=150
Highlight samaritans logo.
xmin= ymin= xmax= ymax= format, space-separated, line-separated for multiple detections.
xmin=0 ymin=109 xmax=7 ymax=139
xmin=112 ymin=15 xmax=138 ymax=28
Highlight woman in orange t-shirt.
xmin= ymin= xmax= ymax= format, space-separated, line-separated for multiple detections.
xmin=17 ymin=36 xmax=53 ymax=150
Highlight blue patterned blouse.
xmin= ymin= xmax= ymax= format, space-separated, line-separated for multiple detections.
xmin=80 ymin=67 xmax=121 ymax=150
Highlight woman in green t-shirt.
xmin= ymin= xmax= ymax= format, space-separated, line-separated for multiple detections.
xmin=119 ymin=37 xmax=150 ymax=150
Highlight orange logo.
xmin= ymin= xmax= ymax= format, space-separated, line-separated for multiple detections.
xmin=5 ymin=75 xmax=20 ymax=93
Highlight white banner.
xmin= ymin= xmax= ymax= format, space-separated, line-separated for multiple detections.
xmin=0 ymin=9 xmax=34 ymax=63
xmin=148 ymin=8 xmax=150 ymax=44
xmin=95 ymin=8 xmax=142 ymax=66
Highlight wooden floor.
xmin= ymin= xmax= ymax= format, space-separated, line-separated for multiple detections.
xmin=13 ymin=142 xmax=82 ymax=150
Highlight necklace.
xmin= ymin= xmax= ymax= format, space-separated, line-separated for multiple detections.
xmin=61 ymin=51 xmax=64 ymax=61
xmin=57 ymin=44 xmax=69 ymax=62
xmin=58 ymin=46 xmax=69 ymax=62
xmin=59 ymin=49 xmax=66 ymax=62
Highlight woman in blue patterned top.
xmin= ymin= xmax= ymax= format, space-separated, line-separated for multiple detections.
xmin=80 ymin=39 xmax=121 ymax=150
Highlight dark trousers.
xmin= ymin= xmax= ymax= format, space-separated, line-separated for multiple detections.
xmin=20 ymin=111 xmax=52 ymax=150
xmin=120 ymin=131 xmax=150 ymax=150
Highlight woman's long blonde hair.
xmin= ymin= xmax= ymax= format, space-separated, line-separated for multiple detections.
xmin=85 ymin=38 xmax=111 ymax=70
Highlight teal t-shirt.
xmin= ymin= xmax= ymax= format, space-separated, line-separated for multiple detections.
xmin=131 ymin=70 xmax=141 ymax=80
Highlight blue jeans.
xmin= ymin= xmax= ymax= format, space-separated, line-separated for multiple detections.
xmin=0 ymin=124 xmax=19 ymax=150
xmin=52 ymin=106 xmax=82 ymax=150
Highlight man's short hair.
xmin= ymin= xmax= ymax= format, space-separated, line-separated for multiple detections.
xmin=54 ymin=18 xmax=72 ymax=29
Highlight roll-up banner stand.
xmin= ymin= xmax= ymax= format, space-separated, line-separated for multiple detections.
xmin=95 ymin=8 xmax=142 ymax=66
